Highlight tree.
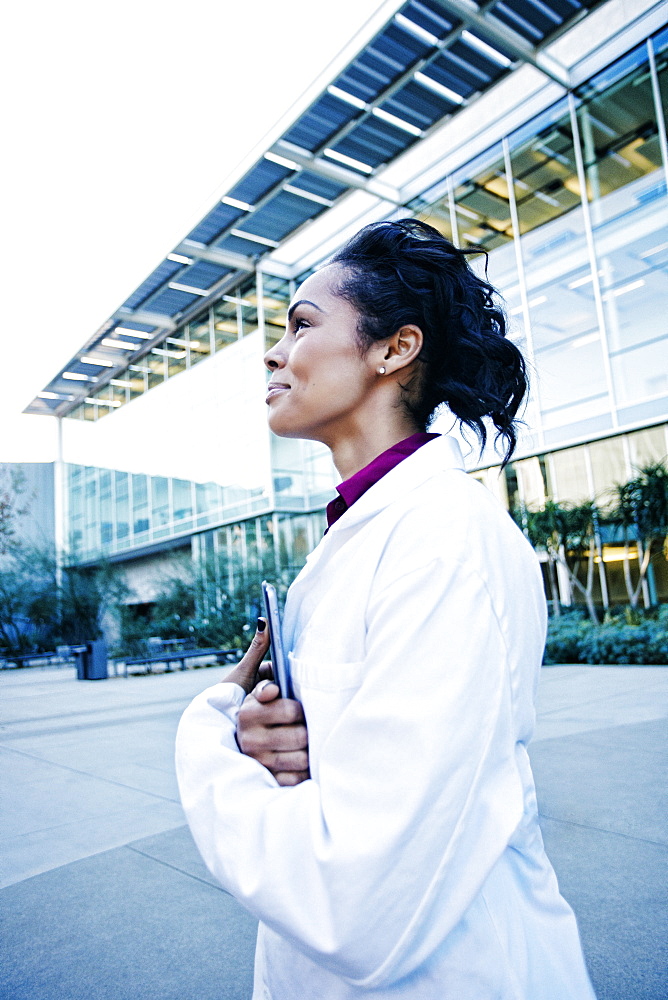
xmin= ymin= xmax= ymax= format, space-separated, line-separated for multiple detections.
xmin=0 ymin=466 xmax=30 ymax=555
xmin=521 ymin=500 xmax=601 ymax=623
xmin=0 ymin=542 xmax=128 ymax=655
xmin=608 ymin=462 xmax=668 ymax=608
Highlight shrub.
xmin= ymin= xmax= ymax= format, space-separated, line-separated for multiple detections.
xmin=543 ymin=614 xmax=591 ymax=664
xmin=544 ymin=606 xmax=668 ymax=665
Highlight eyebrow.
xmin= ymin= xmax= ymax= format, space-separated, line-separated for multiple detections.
xmin=287 ymin=299 xmax=326 ymax=323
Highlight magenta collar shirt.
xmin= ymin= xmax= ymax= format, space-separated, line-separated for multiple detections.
xmin=326 ymin=432 xmax=440 ymax=530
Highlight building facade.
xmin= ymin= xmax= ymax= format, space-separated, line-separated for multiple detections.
xmin=27 ymin=0 xmax=668 ymax=615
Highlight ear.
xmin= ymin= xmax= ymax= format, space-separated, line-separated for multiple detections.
xmin=380 ymin=324 xmax=423 ymax=374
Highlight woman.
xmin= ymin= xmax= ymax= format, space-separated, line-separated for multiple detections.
xmin=176 ymin=219 xmax=596 ymax=999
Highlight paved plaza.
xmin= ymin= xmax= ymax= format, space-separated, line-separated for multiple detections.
xmin=0 ymin=662 xmax=666 ymax=1000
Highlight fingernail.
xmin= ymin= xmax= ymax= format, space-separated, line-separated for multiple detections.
xmin=257 ymin=617 xmax=267 ymax=633
xmin=255 ymin=679 xmax=271 ymax=695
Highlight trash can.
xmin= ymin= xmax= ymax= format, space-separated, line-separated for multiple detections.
xmin=73 ymin=640 xmax=108 ymax=680
xmin=71 ymin=645 xmax=88 ymax=680
xmin=83 ymin=639 xmax=108 ymax=680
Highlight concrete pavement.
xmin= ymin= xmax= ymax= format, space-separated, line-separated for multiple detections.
xmin=1 ymin=662 xmax=666 ymax=999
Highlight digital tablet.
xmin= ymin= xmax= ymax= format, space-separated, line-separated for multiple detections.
xmin=261 ymin=580 xmax=292 ymax=699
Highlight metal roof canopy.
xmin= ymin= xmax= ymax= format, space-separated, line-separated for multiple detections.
xmin=27 ymin=0 xmax=600 ymax=419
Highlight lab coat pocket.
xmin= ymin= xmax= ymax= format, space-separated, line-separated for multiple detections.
xmin=288 ymin=652 xmax=366 ymax=780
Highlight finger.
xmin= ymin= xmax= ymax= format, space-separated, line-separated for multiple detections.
xmin=240 ymin=697 xmax=305 ymax=727
xmin=224 ymin=620 xmax=270 ymax=693
xmin=243 ymin=619 xmax=270 ymax=663
xmin=252 ymin=680 xmax=281 ymax=703
xmin=265 ymin=749 xmax=309 ymax=772
xmin=274 ymin=770 xmax=310 ymax=787
xmin=257 ymin=663 xmax=274 ymax=682
xmin=237 ymin=722 xmax=308 ymax=757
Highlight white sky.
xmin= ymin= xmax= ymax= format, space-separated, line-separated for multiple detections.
xmin=0 ymin=0 xmax=389 ymax=463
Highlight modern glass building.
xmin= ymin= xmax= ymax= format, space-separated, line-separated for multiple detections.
xmin=26 ymin=0 xmax=668 ymax=613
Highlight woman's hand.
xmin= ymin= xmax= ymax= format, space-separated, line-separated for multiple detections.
xmin=223 ymin=619 xmax=272 ymax=695
xmin=237 ymin=680 xmax=310 ymax=786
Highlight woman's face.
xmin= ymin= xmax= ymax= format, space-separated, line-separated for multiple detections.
xmin=263 ymin=265 xmax=379 ymax=445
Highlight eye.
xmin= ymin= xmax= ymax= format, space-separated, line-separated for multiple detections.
xmin=293 ymin=316 xmax=310 ymax=334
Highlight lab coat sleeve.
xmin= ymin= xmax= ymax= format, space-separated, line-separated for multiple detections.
xmin=175 ymin=555 xmax=526 ymax=988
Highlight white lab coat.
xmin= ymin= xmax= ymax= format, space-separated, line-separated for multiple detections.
xmin=176 ymin=435 xmax=596 ymax=999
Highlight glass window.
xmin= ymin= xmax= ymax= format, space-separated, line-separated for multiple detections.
xmin=508 ymin=100 xmax=580 ymax=237
xmin=654 ymin=26 xmax=668 ymax=115
xmin=188 ymin=313 xmax=211 ymax=367
xmin=132 ymin=474 xmax=149 ymax=537
xmin=147 ymin=349 xmax=167 ymax=388
xmin=100 ymin=469 xmax=113 ymax=547
xmin=164 ymin=337 xmax=188 ymax=378
xmin=213 ymin=297 xmax=239 ymax=350
xmin=239 ymin=276 xmax=259 ymax=336
xmin=548 ymin=445 xmax=590 ymax=502
xmin=262 ymin=274 xmax=290 ymax=349
xmin=84 ymin=467 xmax=99 ymax=553
xmin=109 ymin=382 xmax=128 ymax=409
xmin=114 ymin=471 xmax=130 ymax=542
xmin=577 ymin=44 xmax=661 ymax=216
xmin=514 ymin=456 xmax=547 ymax=507
xmin=627 ymin=424 xmax=668 ymax=467
xmin=172 ymin=479 xmax=192 ymax=523
xmin=152 ymin=477 xmax=169 ymax=529
xmin=588 ymin=436 xmax=627 ymax=497
xmin=450 ymin=144 xmax=512 ymax=252
xmin=128 ymin=366 xmax=148 ymax=398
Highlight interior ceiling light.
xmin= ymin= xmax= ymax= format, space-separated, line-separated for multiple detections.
xmin=168 ymin=281 xmax=209 ymax=296
xmin=264 ymin=151 xmax=299 ymax=171
xmin=62 ymin=372 xmax=94 ymax=381
xmin=38 ymin=391 xmax=63 ymax=400
xmin=533 ymin=190 xmax=560 ymax=207
xmin=85 ymin=397 xmax=122 ymax=407
xmin=221 ymin=196 xmax=254 ymax=212
xmin=603 ymin=278 xmax=645 ymax=299
xmin=455 ymin=203 xmax=480 ymax=220
xmin=568 ymin=271 xmax=603 ymax=289
xmin=372 ymin=107 xmax=422 ymax=136
xmin=167 ymin=252 xmax=193 ymax=265
xmin=414 ymin=71 xmax=465 ymax=106
xmin=166 ymin=337 xmax=189 ymax=348
xmin=110 ymin=379 xmax=133 ymax=388
xmin=640 ymin=241 xmax=668 ymax=258
xmin=461 ymin=30 xmax=512 ymax=67
xmin=230 ymin=229 xmax=280 ymax=248
xmin=152 ymin=347 xmax=187 ymax=359
xmin=571 ymin=333 xmax=600 ymax=348
xmin=534 ymin=142 xmax=570 ymax=167
xmin=326 ymin=85 xmax=367 ymax=110
xmin=528 ymin=295 xmax=548 ymax=308
xmin=394 ymin=12 xmax=439 ymax=47
xmin=80 ymin=356 xmax=115 ymax=367
xmin=129 ymin=365 xmax=152 ymax=373
xmin=115 ymin=326 xmax=153 ymax=340
xmin=283 ymin=184 xmax=333 ymax=206
xmin=101 ymin=338 xmax=140 ymax=350
xmin=323 ymin=148 xmax=373 ymax=174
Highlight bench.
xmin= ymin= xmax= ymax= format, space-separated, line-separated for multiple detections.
xmin=0 ymin=651 xmax=73 ymax=670
xmin=115 ymin=647 xmax=242 ymax=677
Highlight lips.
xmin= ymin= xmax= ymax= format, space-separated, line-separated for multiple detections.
xmin=266 ymin=382 xmax=289 ymax=403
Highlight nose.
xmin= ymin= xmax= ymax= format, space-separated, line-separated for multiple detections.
xmin=264 ymin=333 xmax=288 ymax=372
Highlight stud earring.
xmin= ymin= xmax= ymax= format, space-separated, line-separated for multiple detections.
xmin=378 ymin=366 xmax=386 ymax=375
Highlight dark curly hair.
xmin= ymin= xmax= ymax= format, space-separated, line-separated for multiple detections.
xmin=329 ymin=218 xmax=527 ymax=464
